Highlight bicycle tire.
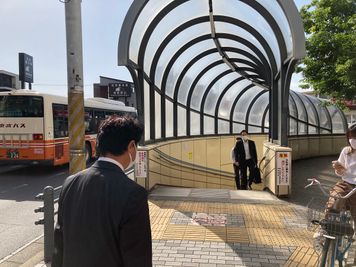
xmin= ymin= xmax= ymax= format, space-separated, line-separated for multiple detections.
xmin=320 ymin=238 xmax=337 ymax=267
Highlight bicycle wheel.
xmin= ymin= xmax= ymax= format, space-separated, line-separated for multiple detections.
xmin=320 ymin=238 xmax=337 ymax=267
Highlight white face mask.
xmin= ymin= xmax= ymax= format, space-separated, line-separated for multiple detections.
xmin=349 ymin=139 xmax=356 ymax=149
xmin=242 ymin=136 xmax=248 ymax=141
xmin=126 ymin=143 xmax=137 ymax=170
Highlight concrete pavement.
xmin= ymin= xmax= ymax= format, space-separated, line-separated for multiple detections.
xmin=1 ymin=156 xmax=355 ymax=266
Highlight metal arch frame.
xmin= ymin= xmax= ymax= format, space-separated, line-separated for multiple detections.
xmin=276 ymin=0 xmax=306 ymax=60
xmin=211 ymin=15 xmax=279 ymax=76
xmin=166 ymin=33 xmax=272 ymax=99
xmin=229 ymin=84 xmax=256 ymax=132
xmin=244 ymin=90 xmax=269 ymax=132
xmin=117 ymin=0 xmax=307 ymax=144
xmin=148 ymin=17 xmax=268 ymax=84
xmin=138 ymin=10 xmax=279 ymax=140
xmin=289 ymin=92 xmax=300 ymax=135
xmin=167 ymin=33 xmax=274 ymax=137
xmin=291 ymin=90 xmax=309 ymax=134
xmin=213 ymin=77 xmax=247 ymax=133
xmin=300 ymin=94 xmax=321 ymax=134
xmin=261 ymin=104 xmax=270 ymax=133
xmin=314 ymin=97 xmax=333 ymax=133
xmin=160 ymin=38 xmax=268 ymax=93
xmin=176 ymin=58 xmax=259 ymax=137
xmin=199 ymin=71 xmax=237 ymax=134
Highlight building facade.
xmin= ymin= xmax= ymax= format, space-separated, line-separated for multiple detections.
xmin=93 ymin=76 xmax=136 ymax=108
xmin=0 ymin=70 xmax=20 ymax=91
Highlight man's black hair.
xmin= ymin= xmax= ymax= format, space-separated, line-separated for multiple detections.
xmin=240 ymin=129 xmax=248 ymax=134
xmin=96 ymin=115 xmax=143 ymax=156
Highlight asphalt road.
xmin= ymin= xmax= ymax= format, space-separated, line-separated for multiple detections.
xmin=0 ymin=164 xmax=69 ymax=260
xmin=287 ymin=155 xmax=340 ymax=211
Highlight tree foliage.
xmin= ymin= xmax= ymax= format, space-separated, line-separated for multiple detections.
xmin=298 ymin=0 xmax=356 ymax=103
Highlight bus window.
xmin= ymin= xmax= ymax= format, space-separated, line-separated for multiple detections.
xmin=85 ymin=108 xmax=95 ymax=134
xmin=94 ymin=110 xmax=105 ymax=130
xmin=53 ymin=104 xmax=68 ymax=138
xmin=0 ymin=96 xmax=43 ymax=117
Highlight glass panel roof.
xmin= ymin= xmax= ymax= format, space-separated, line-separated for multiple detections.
xmin=289 ymin=97 xmax=298 ymax=118
xmin=248 ymin=92 xmax=269 ymax=125
xmin=177 ymin=57 xmax=228 ymax=105
xmin=192 ymin=72 xmax=238 ymax=111
xmin=129 ymin=0 xmax=167 ymax=63
xmin=119 ymin=0 xmax=346 ymax=143
xmin=290 ymin=91 xmax=307 ymax=123
xmin=220 ymin=39 xmax=264 ymax=64
xmin=299 ymin=94 xmax=317 ymax=126
xmin=214 ymin=22 xmax=273 ymax=66
xmin=217 ymin=79 xmax=252 ymax=119
xmin=233 ymin=85 xmax=263 ymax=122
xmin=145 ymin=22 xmax=211 ymax=73
xmin=156 ymin=39 xmax=215 ymax=87
xmin=308 ymin=96 xmax=331 ymax=130
xmin=255 ymin=0 xmax=293 ymax=56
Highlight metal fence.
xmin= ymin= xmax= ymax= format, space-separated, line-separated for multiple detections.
xmin=34 ymin=168 xmax=134 ymax=263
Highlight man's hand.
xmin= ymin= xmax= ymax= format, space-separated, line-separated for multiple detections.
xmin=234 ymin=162 xmax=239 ymax=166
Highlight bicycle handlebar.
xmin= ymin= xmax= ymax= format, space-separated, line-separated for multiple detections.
xmin=305 ymin=178 xmax=356 ymax=199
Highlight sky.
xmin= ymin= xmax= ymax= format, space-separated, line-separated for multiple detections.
xmin=1 ymin=0 xmax=311 ymax=98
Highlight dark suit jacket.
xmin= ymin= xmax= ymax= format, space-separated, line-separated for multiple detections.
xmin=52 ymin=160 xmax=152 ymax=267
xmin=233 ymin=139 xmax=258 ymax=165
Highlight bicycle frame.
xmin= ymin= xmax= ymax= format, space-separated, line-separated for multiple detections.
xmin=305 ymin=178 xmax=356 ymax=267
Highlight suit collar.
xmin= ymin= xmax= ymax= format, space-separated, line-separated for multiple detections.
xmin=92 ymin=160 xmax=125 ymax=173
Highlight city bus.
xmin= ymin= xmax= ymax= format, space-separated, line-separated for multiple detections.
xmin=0 ymin=90 xmax=136 ymax=166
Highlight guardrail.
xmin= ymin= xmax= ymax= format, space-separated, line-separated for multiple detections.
xmin=34 ymin=168 xmax=134 ymax=263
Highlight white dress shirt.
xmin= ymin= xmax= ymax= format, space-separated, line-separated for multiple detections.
xmin=98 ymin=156 xmax=124 ymax=172
xmin=243 ymin=140 xmax=251 ymax=160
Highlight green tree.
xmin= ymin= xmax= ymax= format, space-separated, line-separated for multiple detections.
xmin=298 ymin=0 xmax=356 ymax=104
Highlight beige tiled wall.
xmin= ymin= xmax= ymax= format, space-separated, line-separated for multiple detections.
xmin=143 ymin=135 xmax=346 ymax=190
xmin=289 ymin=135 xmax=346 ymax=160
xmin=145 ymin=134 xmax=269 ymax=190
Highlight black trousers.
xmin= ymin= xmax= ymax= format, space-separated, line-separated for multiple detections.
xmin=240 ymin=159 xmax=255 ymax=190
xmin=233 ymin=164 xmax=240 ymax=189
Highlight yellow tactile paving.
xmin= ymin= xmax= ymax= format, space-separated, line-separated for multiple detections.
xmin=284 ymin=246 xmax=319 ymax=267
xmin=205 ymin=226 xmax=227 ymax=241
xmin=148 ymin=198 xmax=320 ymax=265
xmin=226 ymin=227 xmax=250 ymax=243
xmin=184 ymin=225 xmax=206 ymax=240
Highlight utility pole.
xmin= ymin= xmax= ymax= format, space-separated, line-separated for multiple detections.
xmin=64 ymin=0 xmax=86 ymax=174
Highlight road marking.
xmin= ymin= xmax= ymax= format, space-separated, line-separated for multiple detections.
xmin=12 ymin=184 xmax=29 ymax=190
xmin=0 ymin=184 xmax=28 ymax=194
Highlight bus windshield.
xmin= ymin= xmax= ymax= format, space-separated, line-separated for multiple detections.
xmin=0 ymin=96 xmax=44 ymax=117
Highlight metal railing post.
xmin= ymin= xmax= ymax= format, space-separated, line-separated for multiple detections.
xmin=43 ymin=186 xmax=54 ymax=263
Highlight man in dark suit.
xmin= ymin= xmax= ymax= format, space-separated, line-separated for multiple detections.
xmin=233 ymin=130 xmax=258 ymax=190
xmin=52 ymin=116 xmax=152 ymax=267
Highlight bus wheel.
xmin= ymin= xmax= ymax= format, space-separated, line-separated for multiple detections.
xmin=85 ymin=143 xmax=92 ymax=164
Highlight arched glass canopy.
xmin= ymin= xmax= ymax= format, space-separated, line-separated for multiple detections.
xmin=118 ymin=0 xmax=346 ymax=144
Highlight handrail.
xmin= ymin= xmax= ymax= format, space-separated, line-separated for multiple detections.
xmin=152 ymin=148 xmax=235 ymax=178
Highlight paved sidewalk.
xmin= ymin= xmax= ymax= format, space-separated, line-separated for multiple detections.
xmin=0 ymin=187 xmax=318 ymax=267
xmin=1 ymin=156 xmax=355 ymax=267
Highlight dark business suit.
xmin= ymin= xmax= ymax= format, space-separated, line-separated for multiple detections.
xmin=52 ymin=160 xmax=152 ymax=267
xmin=233 ymin=139 xmax=258 ymax=190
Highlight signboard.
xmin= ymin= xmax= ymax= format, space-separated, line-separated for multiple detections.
xmin=135 ymin=150 xmax=148 ymax=178
xmin=19 ymin=53 xmax=33 ymax=83
xmin=276 ymin=152 xmax=291 ymax=185
xmin=108 ymin=82 xmax=133 ymax=97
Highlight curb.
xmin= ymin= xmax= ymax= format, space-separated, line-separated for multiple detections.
xmin=0 ymin=235 xmax=44 ymax=266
